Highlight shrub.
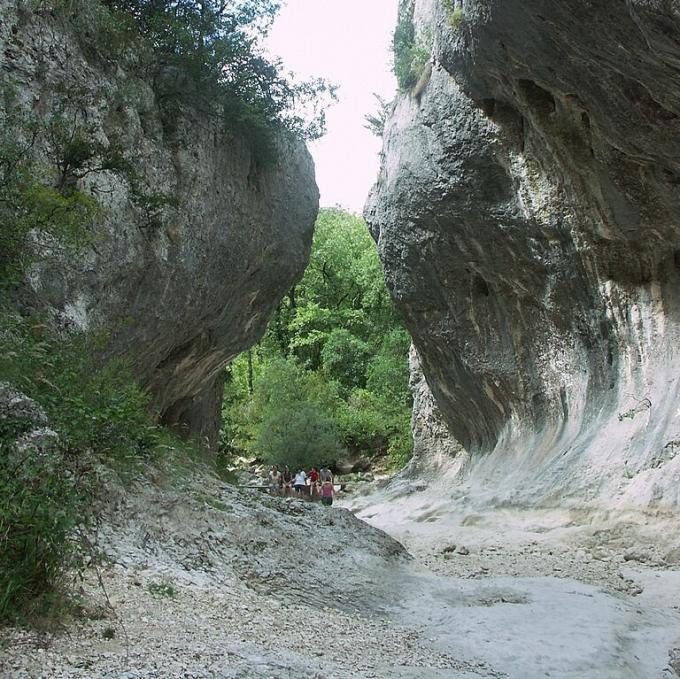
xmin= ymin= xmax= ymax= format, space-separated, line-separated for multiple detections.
xmin=0 ymin=309 xmax=197 ymax=623
xmin=0 ymin=314 xmax=161 ymax=463
xmin=248 ymin=356 xmax=343 ymax=469
xmin=336 ymin=389 xmax=389 ymax=451
xmin=443 ymin=0 xmax=465 ymax=29
xmin=393 ymin=1 xmax=431 ymax=90
xmin=366 ymin=329 xmax=412 ymax=406
xmin=364 ymin=94 xmax=392 ymax=138
xmin=0 ymin=91 xmax=96 ymax=287
xmin=148 ymin=579 xmax=176 ymax=598
xmin=56 ymin=0 xmax=336 ymax=159
xmin=0 ymin=415 xmax=92 ymax=623
xmin=256 ymin=402 xmax=342 ymax=471
xmin=320 ymin=328 xmax=371 ymax=393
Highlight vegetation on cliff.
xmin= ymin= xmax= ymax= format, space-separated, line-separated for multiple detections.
xmin=392 ymin=0 xmax=431 ymax=90
xmin=0 ymin=314 xmax=174 ymax=624
xmin=0 ymin=0 xmax=331 ymax=624
xmin=55 ymin=0 xmax=335 ymax=159
xmin=221 ymin=208 xmax=413 ymax=471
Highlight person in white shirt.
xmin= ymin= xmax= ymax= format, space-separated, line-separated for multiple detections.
xmin=293 ymin=470 xmax=307 ymax=496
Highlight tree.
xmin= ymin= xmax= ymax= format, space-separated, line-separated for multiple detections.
xmin=321 ymin=328 xmax=370 ymax=393
xmin=257 ymin=403 xmax=342 ymax=471
xmin=220 ymin=209 xmax=414 ymax=468
xmin=98 ymin=0 xmax=336 ymax=148
xmin=247 ymin=356 xmax=342 ymax=468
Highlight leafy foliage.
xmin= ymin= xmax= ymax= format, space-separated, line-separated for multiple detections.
xmin=0 ymin=308 xmax=205 ymax=623
xmin=0 ymin=89 xmax=101 ymax=287
xmin=392 ymin=0 xmax=431 ymax=90
xmin=0 ymin=438 xmax=90 ymax=624
xmin=257 ymin=402 xmax=342 ymax=472
xmin=148 ymin=579 xmax=176 ymax=598
xmin=221 ymin=209 xmax=413 ymax=470
xmin=364 ymin=94 xmax=392 ymax=138
xmin=52 ymin=0 xmax=336 ymax=157
xmin=0 ymin=314 xmax=161 ymax=464
xmin=443 ymin=0 xmax=465 ymax=29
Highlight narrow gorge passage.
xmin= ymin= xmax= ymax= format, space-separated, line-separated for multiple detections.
xmin=2 ymin=0 xmax=680 ymax=677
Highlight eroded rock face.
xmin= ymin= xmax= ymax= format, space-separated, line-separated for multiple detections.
xmin=366 ymin=0 xmax=680 ymax=510
xmin=405 ymin=346 xmax=468 ymax=481
xmin=0 ymin=3 xmax=318 ymax=445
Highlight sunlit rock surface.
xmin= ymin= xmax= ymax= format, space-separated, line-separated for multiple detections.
xmin=0 ymin=2 xmax=318 ymax=445
xmin=366 ymin=0 xmax=680 ymax=512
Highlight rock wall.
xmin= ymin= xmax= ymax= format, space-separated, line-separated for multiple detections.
xmin=0 ymin=2 xmax=318 ymax=445
xmin=403 ymin=345 xmax=468 ymax=481
xmin=366 ymin=0 xmax=680 ymax=512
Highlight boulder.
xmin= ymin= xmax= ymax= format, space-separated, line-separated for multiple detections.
xmin=0 ymin=3 xmax=318 ymax=447
xmin=366 ymin=0 xmax=680 ymax=511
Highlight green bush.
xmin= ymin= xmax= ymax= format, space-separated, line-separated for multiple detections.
xmin=250 ymin=356 xmax=342 ymax=469
xmin=364 ymin=94 xmax=392 ymax=138
xmin=366 ymin=329 xmax=412 ymax=405
xmin=0 ymin=314 xmax=161 ymax=462
xmin=0 ymin=309 xmax=199 ymax=623
xmin=51 ymin=0 xmax=336 ymax=160
xmin=393 ymin=1 xmax=431 ymax=90
xmin=443 ymin=0 xmax=465 ymax=29
xmin=148 ymin=579 xmax=176 ymax=598
xmin=0 ymin=439 xmax=90 ymax=624
xmin=320 ymin=328 xmax=371 ymax=393
xmin=0 ymin=92 xmax=97 ymax=287
xmin=257 ymin=402 xmax=342 ymax=472
xmin=336 ymin=389 xmax=389 ymax=450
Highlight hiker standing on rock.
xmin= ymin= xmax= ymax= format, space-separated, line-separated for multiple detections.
xmin=281 ymin=466 xmax=293 ymax=496
xmin=308 ymin=466 xmax=320 ymax=498
xmin=268 ymin=464 xmax=280 ymax=495
xmin=293 ymin=469 xmax=307 ymax=496
xmin=320 ymin=465 xmax=333 ymax=484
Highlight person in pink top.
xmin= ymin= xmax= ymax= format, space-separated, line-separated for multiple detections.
xmin=321 ymin=480 xmax=334 ymax=506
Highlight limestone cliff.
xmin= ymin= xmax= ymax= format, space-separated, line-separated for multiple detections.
xmin=366 ymin=0 xmax=680 ymax=512
xmin=0 ymin=2 xmax=318 ymax=445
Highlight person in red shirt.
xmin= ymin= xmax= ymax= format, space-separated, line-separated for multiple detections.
xmin=308 ymin=467 xmax=320 ymax=498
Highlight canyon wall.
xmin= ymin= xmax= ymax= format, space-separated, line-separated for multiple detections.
xmin=0 ymin=1 xmax=318 ymax=445
xmin=366 ymin=0 xmax=680 ymax=512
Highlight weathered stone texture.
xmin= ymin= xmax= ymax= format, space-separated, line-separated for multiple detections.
xmin=0 ymin=2 xmax=318 ymax=445
xmin=366 ymin=0 xmax=680 ymax=510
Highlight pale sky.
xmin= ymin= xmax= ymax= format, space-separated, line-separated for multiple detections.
xmin=265 ymin=0 xmax=398 ymax=214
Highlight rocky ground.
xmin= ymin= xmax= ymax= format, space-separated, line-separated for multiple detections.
xmin=1 ymin=470 xmax=680 ymax=678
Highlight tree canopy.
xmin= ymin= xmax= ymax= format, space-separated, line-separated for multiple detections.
xmin=221 ymin=209 xmax=413 ymax=471
xmin=58 ymin=0 xmax=335 ymax=158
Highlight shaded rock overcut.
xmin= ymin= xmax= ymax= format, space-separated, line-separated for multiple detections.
xmin=0 ymin=1 xmax=319 ymax=446
xmin=366 ymin=0 xmax=680 ymax=511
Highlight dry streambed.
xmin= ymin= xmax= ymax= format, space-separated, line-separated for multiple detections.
xmin=2 ymin=474 xmax=680 ymax=678
xmin=349 ymin=476 xmax=680 ymax=678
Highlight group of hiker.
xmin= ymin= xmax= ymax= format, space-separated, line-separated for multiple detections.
xmin=267 ymin=464 xmax=335 ymax=505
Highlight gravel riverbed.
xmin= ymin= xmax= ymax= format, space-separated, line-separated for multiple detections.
xmin=2 ymin=474 xmax=680 ymax=678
